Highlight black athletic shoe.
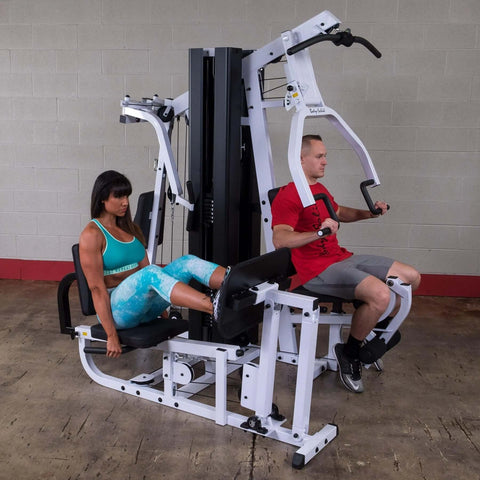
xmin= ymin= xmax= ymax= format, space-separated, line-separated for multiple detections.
xmin=334 ymin=343 xmax=364 ymax=393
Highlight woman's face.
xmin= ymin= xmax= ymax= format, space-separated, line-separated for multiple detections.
xmin=103 ymin=192 xmax=129 ymax=217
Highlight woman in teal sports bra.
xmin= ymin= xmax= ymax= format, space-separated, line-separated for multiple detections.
xmin=79 ymin=170 xmax=227 ymax=359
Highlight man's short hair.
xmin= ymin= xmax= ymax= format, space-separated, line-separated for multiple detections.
xmin=302 ymin=134 xmax=323 ymax=153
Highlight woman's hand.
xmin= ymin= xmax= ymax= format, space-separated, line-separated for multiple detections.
xmin=106 ymin=334 xmax=122 ymax=358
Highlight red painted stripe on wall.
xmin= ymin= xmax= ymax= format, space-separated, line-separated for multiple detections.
xmin=0 ymin=259 xmax=74 ymax=282
xmin=1 ymin=258 xmax=479 ymax=297
xmin=414 ymin=273 xmax=480 ymax=298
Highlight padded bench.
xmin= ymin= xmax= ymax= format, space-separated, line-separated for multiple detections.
xmin=58 ymin=244 xmax=188 ymax=351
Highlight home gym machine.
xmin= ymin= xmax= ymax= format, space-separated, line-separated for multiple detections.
xmin=58 ymin=11 xmax=412 ymax=469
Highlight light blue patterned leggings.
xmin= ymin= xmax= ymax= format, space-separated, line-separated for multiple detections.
xmin=108 ymin=254 xmax=219 ymax=329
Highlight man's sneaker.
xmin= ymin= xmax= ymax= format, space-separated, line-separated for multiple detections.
xmin=333 ymin=343 xmax=364 ymax=393
xmin=212 ymin=266 xmax=231 ymax=323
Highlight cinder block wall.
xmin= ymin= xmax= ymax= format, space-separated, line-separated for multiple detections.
xmin=1 ymin=0 xmax=479 ymax=277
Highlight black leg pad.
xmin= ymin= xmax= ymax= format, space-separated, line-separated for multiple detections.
xmin=386 ymin=329 xmax=401 ymax=351
xmin=358 ymin=336 xmax=387 ymax=364
xmin=375 ymin=317 xmax=402 ymax=351
xmin=359 ymin=329 xmax=402 ymax=364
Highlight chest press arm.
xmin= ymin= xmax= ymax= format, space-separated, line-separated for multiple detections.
xmin=243 ymin=11 xmax=386 ymax=252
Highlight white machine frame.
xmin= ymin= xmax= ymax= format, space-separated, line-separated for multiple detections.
xmin=69 ymin=265 xmax=411 ymax=469
xmin=70 ymin=267 xmax=340 ymax=469
xmin=65 ymin=10 xmax=413 ymax=469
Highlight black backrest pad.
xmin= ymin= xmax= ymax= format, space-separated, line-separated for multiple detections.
xmin=133 ymin=190 xmax=154 ymax=241
xmin=268 ymin=187 xmax=280 ymax=206
xmin=72 ymin=243 xmax=96 ymax=316
xmin=216 ymin=248 xmax=292 ymax=339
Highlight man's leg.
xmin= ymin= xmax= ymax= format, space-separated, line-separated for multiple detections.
xmin=303 ymin=256 xmax=410 ymax=393
xmin=364 ymin=260 xmax=420 ymax=323
xmin=351 ymin=275 xmax=392 ymax=340
xmin=387 ymin=260 xmax=421 ymax=291
xmin=331 ymin=275 xmax=391 ymax=393
xmin=354 ymin=260 xmax=419 ymax=365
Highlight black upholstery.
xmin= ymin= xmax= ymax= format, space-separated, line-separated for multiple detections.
xmin=134 ymin=190 xmax=154 ymax=241
xmin=268 ymin=187 xmax=281 ymax=207
xmin=216 ymin=248 xmax=292 ymax=339
xmin=134 ymin=190 xmax=166 ymax=244
xmin=291 ymin=285 xmax=353 ymax=314
xmin=90 ymin=319 xmax=188 ymax=349
xmin=72 ymin=244 xmax=95 ymax=316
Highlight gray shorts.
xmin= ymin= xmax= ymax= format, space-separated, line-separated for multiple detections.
xmin=303 ymin=255 xmax=394 ymax=299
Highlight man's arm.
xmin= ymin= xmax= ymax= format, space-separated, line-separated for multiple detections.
xmin=337 ymin=201 xmax=388 ymax=223
xmin=272 ymin=217 xmax=339 ymax=249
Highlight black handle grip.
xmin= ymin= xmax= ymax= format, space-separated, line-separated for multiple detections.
xmin=317 ymin=227 xmax=332 ymax=237
xmin=83 ymin=346 xmax=135 ymax=355
xmin=314 ymin=193 xmax=339 ymax=222
xmin=313 ymin=193 xmax=339 ymax=237
xmin=287 ymin=33 xmax=332 ymax=55
xmin=286 ymin=31 xmax=381 ymax=58
xmin=353 ymin=36 xmax=382 ymax=58
xmin=360 ymin=180 xmax=389 ymax=216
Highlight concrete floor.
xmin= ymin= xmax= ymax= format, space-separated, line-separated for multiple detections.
xmin=0 ymin=278 xmax=479 ymax=480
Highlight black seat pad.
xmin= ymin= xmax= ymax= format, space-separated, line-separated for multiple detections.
xmin=90 ymin=318 xmax=188 ymax=348
xmin=292 ymin=285 xmax=353 ymax=303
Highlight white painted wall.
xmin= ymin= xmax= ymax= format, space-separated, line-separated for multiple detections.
xmin=1 ymin=0 xmax=479 ymax=275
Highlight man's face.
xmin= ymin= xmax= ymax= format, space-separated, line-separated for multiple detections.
xmin=301 ymin=140 xmax=328 ymax=184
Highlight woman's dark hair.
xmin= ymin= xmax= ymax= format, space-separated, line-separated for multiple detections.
xmin=91 ymin=170 xmax=146 ymax=246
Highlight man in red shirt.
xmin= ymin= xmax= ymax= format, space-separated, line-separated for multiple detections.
xmin=271 ymin=134 xmax=421 ymax=393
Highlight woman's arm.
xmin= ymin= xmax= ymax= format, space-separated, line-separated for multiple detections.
xmin=79 ymin=225 xmax=123 ymax=358
xmin=138 ymin=251 xmax=150 ymax=268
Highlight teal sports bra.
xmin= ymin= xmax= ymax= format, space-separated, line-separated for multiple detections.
xmin=91 ymin=219 xmax=145 ymax=276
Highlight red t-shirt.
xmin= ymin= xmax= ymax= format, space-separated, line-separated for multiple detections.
xmin=271 ymin=182 xmax=352 ymax=284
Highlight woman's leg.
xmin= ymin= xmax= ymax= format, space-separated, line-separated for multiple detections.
xmin=169 ymin=282 xmax=214 ymax=314
xmin=110 ymin=260 xmax=223 ymax=328
xmin=110 ymin=266 xmax=172 ymax=329
xmin=162 ymin=254 xmax=226 ymax=289
xmin=162 ymin=255 xmax=228 ymax=314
